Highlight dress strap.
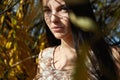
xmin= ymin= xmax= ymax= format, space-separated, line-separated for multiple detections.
xmin=52 ymin=46 xmax=58 ymax=69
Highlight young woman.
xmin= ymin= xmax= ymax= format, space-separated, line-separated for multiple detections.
xmin=33 ymin=0 xmax=118 ymax=80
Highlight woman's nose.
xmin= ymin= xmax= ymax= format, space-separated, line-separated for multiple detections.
xmin=51 ymin=12 xmax=59 ymax=23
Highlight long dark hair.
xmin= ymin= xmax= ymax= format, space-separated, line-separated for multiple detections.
xmin=67 ymin=1 xmax=118 ymax=80
xmin=41 ymin=0 xmax=118 ymax=80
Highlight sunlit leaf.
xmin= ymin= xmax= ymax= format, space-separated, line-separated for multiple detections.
xmin=5 ymin=41 xmax=12 ymax=49
xmin=70 ymin=12 xmax=98 ymax=32
xmin=0 ymin=15 xmax=5 ymax=24
xmin=11 ymin=17 xmax=17 ymax=25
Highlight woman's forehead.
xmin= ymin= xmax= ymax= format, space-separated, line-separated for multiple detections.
xmin=42 ymin=0 xmax=66 ymax=6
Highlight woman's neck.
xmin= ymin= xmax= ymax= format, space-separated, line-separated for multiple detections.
xmin=61 ymin=34 xmax=75 ymax=50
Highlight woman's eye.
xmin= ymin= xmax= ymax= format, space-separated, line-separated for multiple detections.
xmin=43 ymin=8 xmax=51 ymax=13
xmin=60 ymin=6 xmax=69 ymax=11
xmin=44 ymin=9 xmax=50 ymax=12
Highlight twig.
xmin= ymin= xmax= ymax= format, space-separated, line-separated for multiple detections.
xmin=0 ymin=0 xmax=20 ymax=15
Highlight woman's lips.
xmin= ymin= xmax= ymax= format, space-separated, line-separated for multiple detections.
xmin=51 ymin=26 xmax=64 ymax=32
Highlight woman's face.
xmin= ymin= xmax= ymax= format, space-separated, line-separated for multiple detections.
xmin=42 ymin=0 xmax=72 ymax=39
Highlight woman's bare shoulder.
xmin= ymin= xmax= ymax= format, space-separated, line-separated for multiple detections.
xmin=42 ymin=46 xmax=56 ymax=53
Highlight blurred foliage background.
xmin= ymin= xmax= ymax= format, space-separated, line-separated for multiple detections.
xmin=0 ymin=0 xmax=120 ymax=80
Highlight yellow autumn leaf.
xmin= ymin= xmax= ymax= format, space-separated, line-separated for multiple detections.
xmin=16 ymin=25 xmax=20 ymax=29
xmin=9 ymin=49 xmax=14 ymax=57
xmin=16 ymin=65 xmax=23 ymax=73
xmin=17 ymin=12 xmax=22 ymax=19
xmin=3 ymin=1 xmax=7 ymax=5
xmin=13 ymin=43 xmax=17 ymax=51
xmin=0 ymin=15 xmax=5 ymax=24
xmin=8 ymin=30 xmax=14 ymax=38
xmin=9 ymin=69 xmax=15 ymax=77
xmin=6 ymin=41 xmax=12 ymax=49
xmin=4 ymin=59 xmax=7 ymax=65
xmin=40 ymin=42 xmax=45 ymax=50
xmin=16 ymin=5 xmax=24 ymax=20
xmin=11 ymin=17 xmax=17 ymax=25
xmin=9 ymin=58 xmax=14 ymax=67
xmin=20 ymin=0 xmax=24 ymax=4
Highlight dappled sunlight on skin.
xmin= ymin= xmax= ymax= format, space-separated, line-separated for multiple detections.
xmin=43 ymin=0 xmax=69 ymax=19
xmin=43 ymin=0 xmax=72 ymax=40
xmin=45 ymin=14 xmax=69 ymax=22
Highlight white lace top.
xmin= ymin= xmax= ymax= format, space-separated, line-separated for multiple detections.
xmin=33 ymin=46 xmax=120 ymax=80
xmin=33 ymin=47 xmax=73 ymax=80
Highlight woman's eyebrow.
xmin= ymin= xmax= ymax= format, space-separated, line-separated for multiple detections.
xmin=42 ymin=6 xmax=50 ymax=11
xmin=42 ymin=4 xmax=68 ymax=10
xmin=55 ymin=4 xmax=68 ymax=10
xmin=59 ymin=4 xmax=69 ymax=10
xmin=59 ymin=4 xmax=67 ymax=7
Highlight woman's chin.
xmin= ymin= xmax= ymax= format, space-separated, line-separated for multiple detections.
xmin=53 ymin=34 xmax=64 ymax=39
